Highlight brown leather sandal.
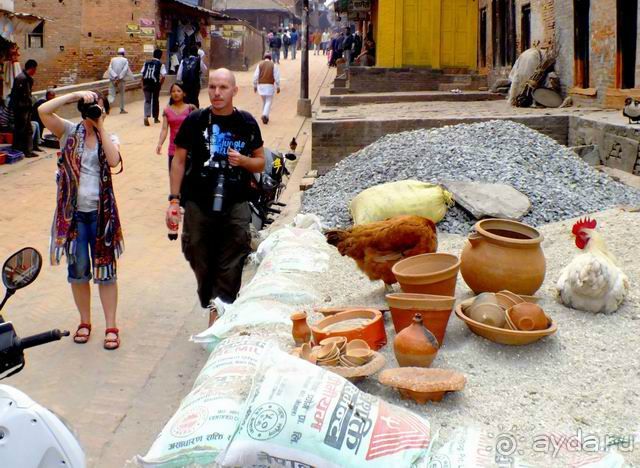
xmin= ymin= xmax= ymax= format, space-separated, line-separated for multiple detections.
xmin=104 ymin=328 xmax=120 ymax=350
xmin=73 ymin=323 xmax=92 ymax=344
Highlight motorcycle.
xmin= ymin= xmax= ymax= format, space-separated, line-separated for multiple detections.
xmin=0 ymin=247 xmax=86 ymax=467
xmin=248 ymin=148 xmax=297 ymax=231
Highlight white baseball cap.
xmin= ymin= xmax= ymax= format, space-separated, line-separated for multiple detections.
xmin=117 ymin=47 xmax=126 ymax=54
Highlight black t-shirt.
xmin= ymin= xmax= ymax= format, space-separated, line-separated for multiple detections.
xmin=174 ymin=107 xmax=264 ymax=212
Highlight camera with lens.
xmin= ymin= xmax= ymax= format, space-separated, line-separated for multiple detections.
xmin=78 ymin=101 xmax=103 ymax=121
xmin=202 ymin=157 xmax=229 ymax=212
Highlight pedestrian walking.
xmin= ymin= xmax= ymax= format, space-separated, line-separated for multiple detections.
xmin=196 ymin=41 xmax=209 ymax=88
xmin=321 ymin=30 xmax=330 ymax=55
xmin=282 ymin=30 xmax=291 ymax=60
xmin=166 ymin=68 xmax=265 ymax=327
xmin=313 ymin=30 xmax=322 ymax=55
xmin=38 ymin=90 xmax=124 ymax=350
xmin=10 ymin=59 xmax=38 ymax=157
xmin=106 ymin=48 xmax=133 ymax=114
xmin=343 ymin=27 xmax=355 ymax=69
xmin=290 ymin=28 xmax=299 ymax=60
xmin=177 ymin=46 xmax=202 ymax=108
xmin=253 ymin=53 xmax=280 ymax=124
xmin=269 ymin=31 xmax=282 ymax=64
xmin=141 ymin=49 xmax=167 ymax=126
xmin=156 ymin=82 xmax=197 ymax=172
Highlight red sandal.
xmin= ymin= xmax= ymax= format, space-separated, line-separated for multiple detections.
xmin=104 ymin=328 xmax=120 ymax=350
xmin=73 ymin=323 xmax=92 ymax=344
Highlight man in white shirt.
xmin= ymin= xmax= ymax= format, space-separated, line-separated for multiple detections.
xmin=321 ymin=30 xmax=331 ymax=55
xmin=253 ymin=53 xmax=280 ymax=124
xmin=107 ymin=48 xmax=133 ymax=114
xmin=196 ymin=41 xmax=209 ymax=87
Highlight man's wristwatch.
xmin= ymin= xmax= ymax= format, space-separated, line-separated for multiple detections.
xmin=168 ymin=194 xmax=180 ymax=202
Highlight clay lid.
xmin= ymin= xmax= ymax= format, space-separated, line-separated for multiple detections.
xmin=378 ymin=368 xmax=466 ymax=392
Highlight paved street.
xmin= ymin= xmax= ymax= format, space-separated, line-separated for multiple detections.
xmin=0 ymin=54 xmax=333 ymax=467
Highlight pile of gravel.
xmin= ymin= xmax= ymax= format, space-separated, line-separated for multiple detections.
xmin=303 ymin=120 xmax=640 ymax=233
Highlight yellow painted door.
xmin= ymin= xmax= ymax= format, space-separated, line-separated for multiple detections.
xmin=402 ymin=0 xmax=436 ymax=67
xmin=440 ymin=0 xmax=478 ymax=69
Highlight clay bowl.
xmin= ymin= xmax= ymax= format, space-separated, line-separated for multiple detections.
xmin=469 ymin=302 xmax=506 ymax=328
xmin=507 ymin=303 xmax=549 ymax=331
xmin=455 ymin=298 xmax=557 ymax=345
xmin=320 ymin=336 xmax=347 ymax=353
xmin=385 ymin=293 xmax=456 ymax=344
xmin=316 ymin=342 xmax=339 ymax=360
xmin=311 ymin=309 xmax=387 ymax=350
xmin=346 ymin=339 xmax=369 ymax=353
xmin=379 ymin=368 xmax=466 ymax=404
xmin=392 ymin=253 xmax=461 ymax=297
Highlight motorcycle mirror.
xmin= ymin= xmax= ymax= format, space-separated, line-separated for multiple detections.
xmin=285 ymin=153 xmax=297 ymax=161
xmin=2 ymin=247 xmax=42 ymax=291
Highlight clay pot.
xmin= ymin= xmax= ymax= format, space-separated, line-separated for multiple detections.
xmin=290 ymin=311 xmax=311 ymax=345
xmin=392 ymin=253 xmax=461 ymax=296
xmin=469 ymin=302 xmax=506 ymax=328
xmin=386 ymin=293 xmax=456 ymax=344
xmin=393 ymin=313 xmax=440 ymax=368
xmin=460 ymin=219 xmax=546 ymax=295
xmin=507 ymin=303 xmax=549 ymax=331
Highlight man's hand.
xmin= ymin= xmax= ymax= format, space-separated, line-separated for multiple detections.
xmin=75 ymin=90 xmax=98 ymax=104
xmin=228 ymin=148 xmax=246 ymax=168
xmin=166 ymin=201 xmax=181 ymax=231
xmin=156 ymin=144 xmax=163 ymax=155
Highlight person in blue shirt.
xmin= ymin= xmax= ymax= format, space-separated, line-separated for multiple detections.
xmin=290 ymin=28 xmax=299 ymax=60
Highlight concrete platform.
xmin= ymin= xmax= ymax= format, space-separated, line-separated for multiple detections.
xmin=320 ymin=90 xmax=504 ymax=107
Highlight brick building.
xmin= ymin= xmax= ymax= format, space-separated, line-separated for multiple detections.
xmin=480 ymin=0 xmax=640 ymax=108
xmin=17 ymin=0 xmax=227 ymax=89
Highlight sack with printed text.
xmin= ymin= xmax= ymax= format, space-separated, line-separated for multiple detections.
xmin=134 ymin=336 xmax=277 ymax=467
xmin=217 ymin=350 xmax=432 ymax=467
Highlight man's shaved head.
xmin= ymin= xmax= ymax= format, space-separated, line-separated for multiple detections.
xmin=208 ymin=68 xmax=238 ymax=114
xmin=209 ymin=68 xmax=236 ymax=87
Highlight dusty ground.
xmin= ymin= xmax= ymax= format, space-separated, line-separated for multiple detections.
xmin=302 ymin=208 xmax=640 ymax=466
xmin=0 ymin=55 xmax=333 ymax=467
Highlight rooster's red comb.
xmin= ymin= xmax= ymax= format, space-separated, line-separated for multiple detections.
xmin=572 ymin=217 xmax=597 ymax=236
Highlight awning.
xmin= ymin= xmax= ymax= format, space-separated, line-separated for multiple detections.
xmin=0 ymin=9 xmax=47 ymax=42
xmin=170 ymin=0 xmax=231 ymax=19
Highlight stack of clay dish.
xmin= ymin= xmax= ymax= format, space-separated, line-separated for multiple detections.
xmin=311 ymin=308 xmax=387 ymax=350
xmin=315 ymin=342 xmax=340 ymax=366
xmin=455 ymin=296 xmax=556 ymax=345
xmin=460 ymin=219 xmax=546 ymax=295
xmin=378 ymin=368 xmax=466 ymax=404
xmin=392 ymin=253 xmax=461 ymax=297
xmin=505 ymin=303 xmax=549 ymax=331
xmin=466 ymin=293 xmax=506 ymax=328
xmin=385 ymin=293 xmax=456 ymax=344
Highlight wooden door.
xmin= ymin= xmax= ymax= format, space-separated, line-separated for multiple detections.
xmin=441 ymin=0 xmax=478 ymax=69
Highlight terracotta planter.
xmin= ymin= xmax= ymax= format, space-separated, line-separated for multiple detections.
xmin=311 ymin=309 xmax=387 ymax=350
xmin=393 ymin=313 xmax=439 ymax=367
xmin=386 ymin=293 xmax=455 ymax=344
xmin=460 ymin=219 xmax=546 ymax=295
xmin=392 ymin=253 xmax=461 ymax=296
xmin=290 ymin=311 xmax=311 ymax=345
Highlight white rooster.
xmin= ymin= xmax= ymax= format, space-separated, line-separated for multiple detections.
xmin=556 ymin=218 xmax=629 ymax=314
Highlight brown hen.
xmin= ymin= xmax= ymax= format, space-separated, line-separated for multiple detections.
xmin=325 ymin=215 xmax=438 ymax=286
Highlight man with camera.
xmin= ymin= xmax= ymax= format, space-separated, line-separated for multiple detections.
xmin=166 ymin=68 xmax=265 ymax=327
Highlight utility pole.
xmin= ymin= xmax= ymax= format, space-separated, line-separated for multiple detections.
xmin=297 ymin=0 xmax=312 ymax=117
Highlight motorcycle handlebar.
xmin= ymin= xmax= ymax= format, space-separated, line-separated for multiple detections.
xmin=18 ymin=329 xmax=70 ymax=350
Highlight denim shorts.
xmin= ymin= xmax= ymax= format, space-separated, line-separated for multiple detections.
xmin=67 ymin=211 xmax=117 ymax=284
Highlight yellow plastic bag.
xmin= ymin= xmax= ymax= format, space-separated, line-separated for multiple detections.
xmin=349 ymin=180 xmax=454 ymax=225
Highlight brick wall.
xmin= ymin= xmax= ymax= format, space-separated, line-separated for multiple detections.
xmin=18 ymin=0 xmax=158 ymax=90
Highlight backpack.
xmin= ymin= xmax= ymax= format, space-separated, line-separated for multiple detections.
xmin=283 ymin=34 xmax=291 ymax=46
xmin=142 ymin=59 xmax=161 ymax=87
xmin=181 ymin=56 xmax=201 ymax=85
xmin=272 ymin=36 xmax=282 ymax=49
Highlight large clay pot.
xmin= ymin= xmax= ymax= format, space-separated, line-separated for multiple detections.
xmin=386 ymin=293 xmax=455 ymax=345
xmin=291 ymin=311 xmax=311 ymax=345
xmin=460 ymin=219 xmax=546 ymax=295
xmin=393 ymin=313 xmax=439 ymax=368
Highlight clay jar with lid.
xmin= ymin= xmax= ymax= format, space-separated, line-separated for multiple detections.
xmin=290 ymin=311 xmax=311 ymax=345
xmin=460 ymin=219 xmax=546 ymax=295
xmin=393 ymin=313 xmax=440 ymax=368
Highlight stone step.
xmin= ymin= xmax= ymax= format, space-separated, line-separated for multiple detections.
xmin=438 ymin=83 xmax=473 ymax=91
xmin=320 ymin=90 xmax=503 ymax=106
xmin=330 ymin=87 xmax=351 ymax=95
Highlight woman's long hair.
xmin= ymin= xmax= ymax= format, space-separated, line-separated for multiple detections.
xmin=168 ymin=82 xmax=187 ymax=106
